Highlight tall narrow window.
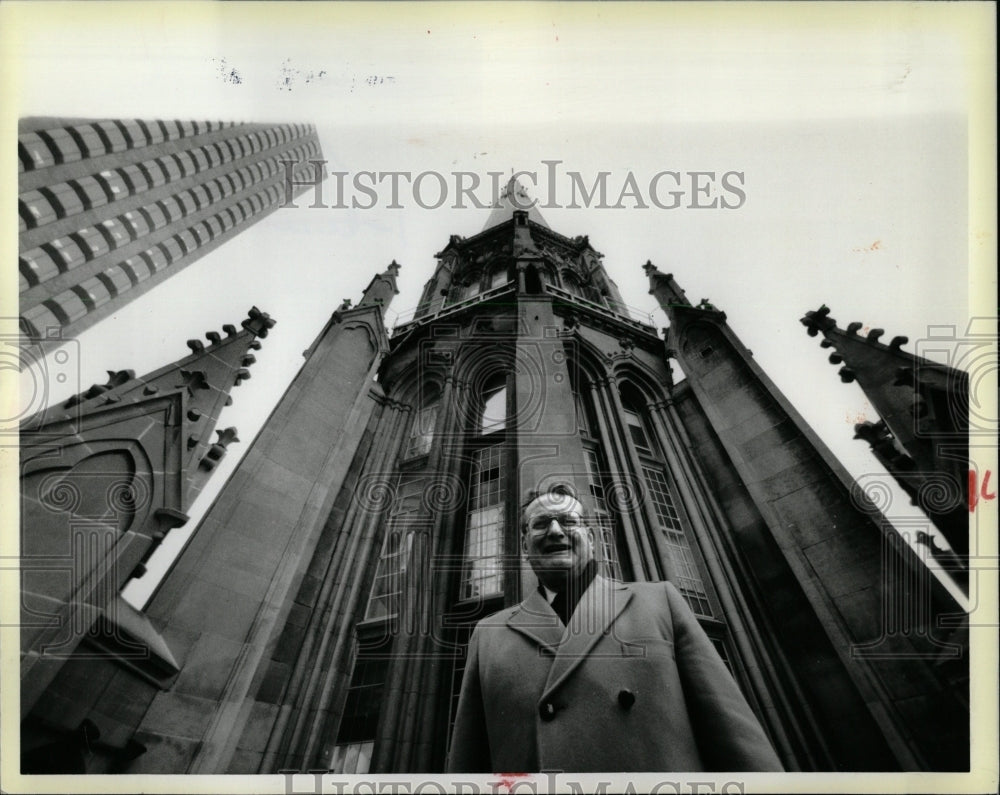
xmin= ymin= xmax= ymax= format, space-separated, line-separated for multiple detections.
xmin=330 ymin=636 xmax=390 ymax=774
xmin=459 ymin=375 xmax=508 ymax=600
xmin=460 ymin=445 xmax=505 ymax=600
xmin=523 ymin=265 xmax=543 ymax=294
xmin=480 ymin=382 xmax=507 ymax=434
xmin=404 ymin=392 xmax=439 ymax=459
xmin=445 ymin=621 xmax=477 ymax=752
xmin=621 ymin=385 xmax=713 ymax=617
xmin=583 ymin=447 xmax=623 ymax=580
xmin=364 ymin=528 xmax=412 ymax=621
xmin=576 ymin=384 xmax=624 ymax=580
xmin=623 ymin=408 xmax=651 ymax=454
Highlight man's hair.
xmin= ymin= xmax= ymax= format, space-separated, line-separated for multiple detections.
xmin=519 ymin=483 xmax=589 ymax=534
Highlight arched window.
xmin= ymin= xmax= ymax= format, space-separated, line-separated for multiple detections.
xmin=562 ymin=272 xmax=586 ymax=299
xmin=460 ymin=373 xmax=508 ymax=600
xmin=489 ymin=266 xmax=510 ymax=290
xmin=480 ymin=379 xmax=506 ymax=434
xmin=523 ymin=265 xmax=543 ymax=295
xmin=448 ymin=278 xmax=480 ymax=305
xmin=620 ymin=383 xmax=713 ymax=617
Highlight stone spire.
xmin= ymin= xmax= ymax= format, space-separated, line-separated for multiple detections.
xmin=358 ymin=259 xmax=401 ymax=312
xmin=643 ymin=260 xmax=693 ymax=312
xmin=47 ymin=306 xmax=275 ymax=507
xmin=482 ymin=175 xmax=550 ymax=231
xmin=801 ymin=304 xmax=969 ymax=559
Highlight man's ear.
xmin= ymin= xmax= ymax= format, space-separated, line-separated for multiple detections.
xmin=521 ymin=533 xmax=529 ymax=555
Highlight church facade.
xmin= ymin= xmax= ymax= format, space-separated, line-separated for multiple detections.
xmin=20 ymin=189 xmax=968 ymax=775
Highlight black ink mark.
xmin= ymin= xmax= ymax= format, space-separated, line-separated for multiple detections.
xmin=210 ymin=57 xmax=243 ymax=86
xmin=277 ymin=58 xmax=328 ymax=92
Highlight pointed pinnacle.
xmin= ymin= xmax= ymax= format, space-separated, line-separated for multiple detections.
xmin=242 ymin=306 xmax=275 ymax=338
xmin=104 ymin=369 xmax=134 ymax=389
xmin=215 ymin=427 xmax=240 ymax=447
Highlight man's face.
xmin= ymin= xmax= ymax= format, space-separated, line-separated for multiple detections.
xmin=522 ymin=492 xmax=595 ymax=585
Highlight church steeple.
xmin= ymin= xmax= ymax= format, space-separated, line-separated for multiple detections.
xmin=481 ymin=175 xmax=550 ymax=231
xmin=358 ymin=259 xmax=401 ymax=311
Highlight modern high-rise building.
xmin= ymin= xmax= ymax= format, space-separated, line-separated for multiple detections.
xmin=17 ymin=117 xmax=323 ymax=340
xmin=19 ymin=183 xmax=969 ymax=775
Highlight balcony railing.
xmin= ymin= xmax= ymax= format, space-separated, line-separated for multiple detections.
xmin=544 ymin=284 xmax=657 ymax=330
xmin=390 ymin=283 xmax=517 ymax=336
xmin=389 ymin=281 xmax=658 ymax=337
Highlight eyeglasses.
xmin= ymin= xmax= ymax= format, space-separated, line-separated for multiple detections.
xmin=526 ymin=512 xmax=584 ymax=534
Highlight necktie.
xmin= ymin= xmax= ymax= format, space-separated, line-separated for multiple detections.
xmin=550 ymin=589 xmax=570 ymax=626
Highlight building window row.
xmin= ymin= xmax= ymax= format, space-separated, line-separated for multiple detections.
xmin=19 ymin=147 xmax=319 ymax=291
xmin=439 ymin=264 xmax=613 ymax=312
xmin=19 ymin=160 xmax=315 ymax=336
xmin=18 ymin=133 xmax=319 ymax=232
xmin=445 ymin=265 xmax=512 ymax=307
xmin=18 ymin=120 xmax=232 ymax=172
xmin=16 ymin=120 xmax=314 ymax=174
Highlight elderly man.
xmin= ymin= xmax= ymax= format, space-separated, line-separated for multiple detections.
xmin=447 ymin=485 xmax=783 ymax=773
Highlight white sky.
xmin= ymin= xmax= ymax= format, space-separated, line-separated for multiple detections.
xmin=2 ymin=3 xmax=994 ymax=612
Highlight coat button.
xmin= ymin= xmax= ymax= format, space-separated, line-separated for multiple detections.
xmin=618 ymin=689 xmax=636 ymax=709
xmin=539 ymin=701 xmax=556 ymax=721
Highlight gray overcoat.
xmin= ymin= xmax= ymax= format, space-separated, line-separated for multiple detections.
xmin=446 ymin=575 xmax=783 ymax=773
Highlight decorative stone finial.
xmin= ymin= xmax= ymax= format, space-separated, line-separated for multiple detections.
xmin=241 ymin=306 xmax=275 ymax=338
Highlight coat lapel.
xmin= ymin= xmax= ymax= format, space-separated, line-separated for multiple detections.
xmin=506 ymin=587 xmax=565 ymax=654
xmin=541 ymin=576 xmax=632 ymax=701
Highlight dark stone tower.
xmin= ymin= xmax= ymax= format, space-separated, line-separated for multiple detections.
xmin=20 ymin=180 xmax=968 ymax=775
xmin=225 ymin=182 xmax=966 ymax=774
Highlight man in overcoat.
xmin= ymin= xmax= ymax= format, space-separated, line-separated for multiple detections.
xmin=447 ymin=485 xmax=783 ymax=773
